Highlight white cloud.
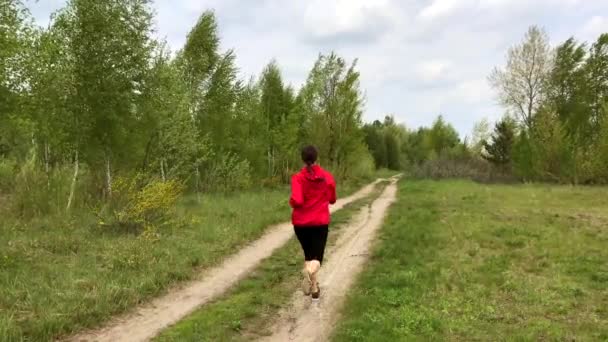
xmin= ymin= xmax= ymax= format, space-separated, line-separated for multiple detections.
xmin=419 ymin=0 xmax=471 ymax=20
xmin=302 ymin=0 xmax=394 ymax=42
xmin=416 ymin=60 xmax=452 ymax=82
xmin=450 ymin=79 xmax=492 ymax=105
xmin=580 ymin=16 xmax=608 ymax=41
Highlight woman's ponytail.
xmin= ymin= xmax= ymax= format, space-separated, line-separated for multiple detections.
xmin=301 ymin=145 xmax=318 ymax=173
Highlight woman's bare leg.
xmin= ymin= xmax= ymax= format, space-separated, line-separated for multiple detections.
xmin=302 ymin=261 xmax=312 ymax=295
xmin=309 ymin=260 xmax=321 ymax=298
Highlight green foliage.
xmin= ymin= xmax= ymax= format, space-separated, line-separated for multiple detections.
xmin=298 ymin=52 xmax=372 ymax=178
xmin=199 ymin=50 xmax=240 ymax=149
xmin=490 ymin=28 xmax=608 ymax=184
xmin=0 ymin=0 xmax=36 ymax=160
xmin=470 ymin=118 xmax=491 ymax=156
xmin=489 ymin=26 xmax=552 ymax=129
xmin=483 ymin=118 xmax=516 ymax=168
xmin=403 ymin=117 xmax=460 ymax=166
xmin=2 ymin=0 xmax=401 ymax=211
xmin=512 ymin=130 xmax=535 ymax=181
xmin=582 ymin=102 xmax=608 ymax=183
xmin=362 ymin=116 xmax=407 ymax=171
xmin=202 ymin=153 xmax=252 ymax=193
xmin=107 ymin=175 xmax=184 ymax=232
xmin=181 ymin=10 xmax=219 ymax=89
xmin=363 ymin=122 xmax=388 ymax=169
xmin=0 ymin=158 xmax=16 ymax=192
xmin=260 ymin=61 xmax=297 ymax=179
xmin=68 ymin=0 xmax=155 ymax=166
xmin=11 ymin=149 xmax=75 ymax=217
xmin=427 ymin=116 xmax=460 ymax=155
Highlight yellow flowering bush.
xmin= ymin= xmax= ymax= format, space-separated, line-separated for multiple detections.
xmin=108 ymin=174 xmax=184 ymax=232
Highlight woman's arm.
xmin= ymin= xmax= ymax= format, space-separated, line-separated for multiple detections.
xmin=289 ymin=175 xmax=304 ymax=208
xmin=327 ymin=174 xmax=336 ymax=205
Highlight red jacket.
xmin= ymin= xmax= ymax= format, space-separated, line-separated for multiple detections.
xmin=290 ymin=165 xmax=336 ymax=226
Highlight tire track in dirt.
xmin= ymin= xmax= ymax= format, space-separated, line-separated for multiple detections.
xmin=67 ymin=179 xmax=383 ymax=342
xmin=258 ymin=176 xmax=399 ymax=342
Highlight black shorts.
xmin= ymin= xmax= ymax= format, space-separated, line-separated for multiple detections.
xmin=294 ymin=225 xmax=329 ymax=264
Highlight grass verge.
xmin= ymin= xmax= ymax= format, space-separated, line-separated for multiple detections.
xmin=155 ymin=181 xmax=389 ymax=341
xmin=333 ymin=180 xmax=608 ymax=341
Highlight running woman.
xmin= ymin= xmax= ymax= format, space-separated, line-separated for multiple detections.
xmin=289 ymin=145 xmax=336 ymax=300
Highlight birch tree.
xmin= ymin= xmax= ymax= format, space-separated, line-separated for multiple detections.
xmin=489 ymin=26 xmax=552 ymax=129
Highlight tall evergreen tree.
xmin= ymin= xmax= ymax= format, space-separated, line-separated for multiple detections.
xmin=483 ymin=118 xmax=516 ymax=168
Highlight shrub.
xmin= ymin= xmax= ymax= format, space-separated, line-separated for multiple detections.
xmin=106 ymin=175 xmax=184 ymax=232
xmin=260 ymin=175 xmax=284 ymax=189
xmin=202 ymin=153 xmax=252 ymax=192
xmin=350 ymin=151 xmax=375 ymax=180
xmin=11 ymin=152 xmax=74 ymax=217
xmin=0 ymin=158 xmax=16 ymax=193
xmin=410 ymin=157 xmax=515 ymax=183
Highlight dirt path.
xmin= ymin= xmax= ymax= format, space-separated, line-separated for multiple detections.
xmin=258 ymin=177 xmax=399 ymax=342
xmin=68 ymin=180 xmax=382 ymax=342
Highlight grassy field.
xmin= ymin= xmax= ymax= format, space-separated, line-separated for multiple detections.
xmin=0 ymin=190 xmax=292 ymax=341
xmin=333 ymin=180 xmax=608 ymax=341
xmin=0 ymin=173 xmax=380 ymax=341
xmin=155 ymin=182 xmax=388 ymax=341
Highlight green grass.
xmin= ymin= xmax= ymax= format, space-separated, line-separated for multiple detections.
xmin=0 ymin=175 xmax=380 ymax=341
xmin=0 ymin=190 xmax=293 ymax=341
xmin=333 ymin=180 xmax=608 ymax=341
xmin=155 ymin=182 xmax=388 ymax=342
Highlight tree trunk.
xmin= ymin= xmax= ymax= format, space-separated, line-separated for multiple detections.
xmin=160 ymin=158 xmax=166 ymax=182
xmin=44 ymin=142 xmax=51 ymax=189
xmin=142 ymin=133 xmax=156 ymax=172
xmin=66 ymin=151 xmax=79 ymax=212
xmin=573 ymin=147 xmax=580 ymax=186
xmin=44 ymin=142 xmax=50 ymax=174
xmin=267 ymin=147 xmax=273 ymax=178
xmin=105 ymin=152 xmax=112 ymax=197
xmin=195 ymin=165 xmax=201 ymax=202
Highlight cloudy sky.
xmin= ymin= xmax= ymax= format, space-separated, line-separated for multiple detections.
xmin=29 ymin=0 xmax=608 ymax=137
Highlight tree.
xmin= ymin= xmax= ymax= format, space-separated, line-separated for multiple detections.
xmin=428 ymin=115 xmax=459 ymax=156
xmin=385 ymin=132 xmax=400 ymax=170
xmin=199 ymin=49 xmax=240 ymax=150
xmin=180 ymin=10 xmax=219 ymax=94
xmin=489 ymin=26 xmax=552 ymax=129
xmin=470 ymin=118 xmax=491 ymax=156
xmin=483 ymin=118 xmax=516 ymax=169
xmin=585 ymin=34 xmax=608 ymax=134
xmin=178 ymin=10 xmax=221 ymax=140
xmin=363 ymin=123 xmax=387 ymax=169
xmin=0 ymin=0 xmax=35 ymax=159
xmin=139 ymin=49 xmax=210 ymax=182
xmin=260 ymin=61 xmax=293 ymax=177
xmin=67 ymin=0 xmax=155 ymax=196
xmin=547 ymin=38 xmax=588 ymax=129
xmin=589 ymin=102 xmax=608 ymax=182
xmin=299 ymin=52 xmax=369 ymax=177
xmin=537 ymin=108 xmax=573 ymax=181
xmin=544 ymin=37 xmax=592 ymax=183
